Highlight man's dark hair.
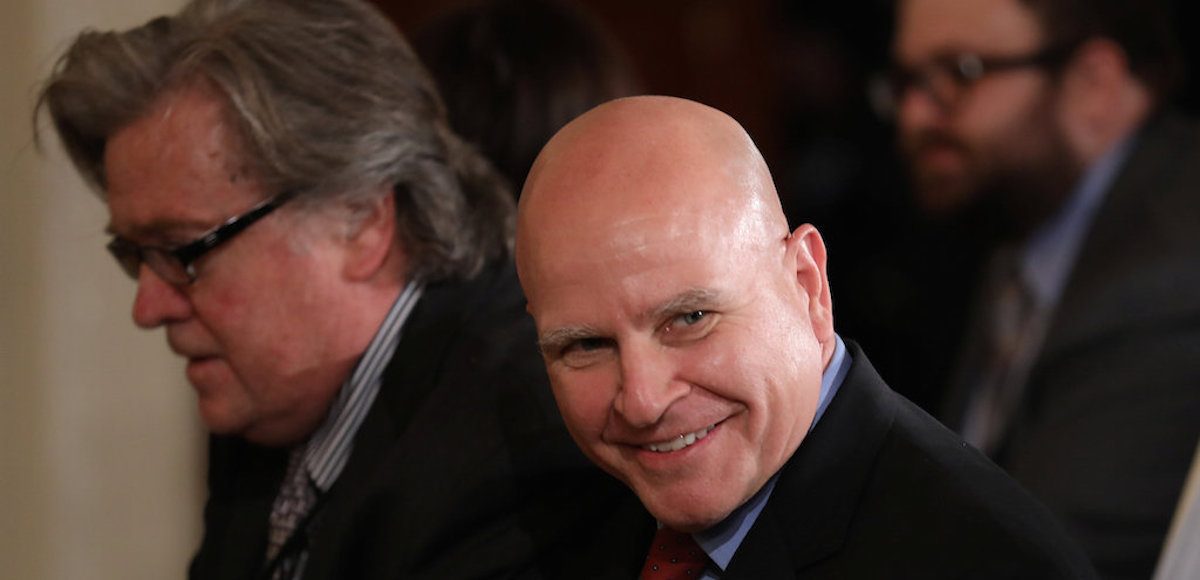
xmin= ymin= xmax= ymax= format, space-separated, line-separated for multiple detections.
xmin=1019 ymin=0 xmax=1183 ymax=103
xmin=414 ymin=0 xmax=635 ymax=194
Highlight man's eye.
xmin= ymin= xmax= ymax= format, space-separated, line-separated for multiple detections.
xmin=662 ymin=310 xmax=717 ymax=341
xmin=570 ymin=337 xmax=609 ymax=352
xmin=558 ymin=337 xmax=616 ymax=369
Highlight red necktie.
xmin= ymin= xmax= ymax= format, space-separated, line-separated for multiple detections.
xmin=640 ymin=527 xmax=708 ymax=579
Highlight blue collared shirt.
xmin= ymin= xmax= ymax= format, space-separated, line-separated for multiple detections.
xmin=967 ymin=135 xmax=1135 ymax=436
xmin=692 ymin=334 xmax=851 ymax=577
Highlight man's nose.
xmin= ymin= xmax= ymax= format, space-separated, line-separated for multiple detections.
xmin=612 ymin=343 xmax=689 ymax=428
xmin=897 ymin=83 xmax=946 ymax=134
xmin=131 ymin=264 xmax=193 ymax=328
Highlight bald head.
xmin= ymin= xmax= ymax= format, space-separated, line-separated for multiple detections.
xmin=515 ymin=96 xmax=835 ymax=531
xmin=518 ymin=96 xmax=787 ymax=263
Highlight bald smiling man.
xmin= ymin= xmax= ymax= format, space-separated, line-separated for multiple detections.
xmin=515 ymin=96 xmax=1099 ymax=579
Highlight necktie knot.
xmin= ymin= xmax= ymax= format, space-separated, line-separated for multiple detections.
xmin=640 ymin=527 xmax=707 ymax=579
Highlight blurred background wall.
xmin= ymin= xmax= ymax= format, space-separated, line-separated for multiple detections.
xmin=1 ymin=0 xmax=203 ymax=579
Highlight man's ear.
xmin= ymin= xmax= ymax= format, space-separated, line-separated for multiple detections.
xmin=1057 ymin=38 xmax=1150 ymax=162
xmin=342 ymin=188 xmax=398 ymax=282
xmin=785 ymin=224 xmax=834 ymax=342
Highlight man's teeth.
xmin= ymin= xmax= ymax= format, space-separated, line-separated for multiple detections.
xmin=644 ymin=424 xmax=715 ymax=453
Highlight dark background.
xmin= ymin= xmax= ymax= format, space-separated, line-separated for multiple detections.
xmin=371 ymin=0 xmax=1200 ymax=212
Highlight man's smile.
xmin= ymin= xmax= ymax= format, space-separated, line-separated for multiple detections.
xmin=642 ymin=423 xmax=716 ymax=453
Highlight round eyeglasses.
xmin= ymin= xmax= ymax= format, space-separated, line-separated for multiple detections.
xmin=870 ymin=42 xmax=1080 ymax=118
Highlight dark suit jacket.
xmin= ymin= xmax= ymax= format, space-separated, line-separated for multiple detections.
xmin=584 ymin=343 xmax=1097 ymax=578
xmin=963 ymin=113 xmax=1200 ymax=580
xmin=188 ymin=260 xmax=635 ymax=579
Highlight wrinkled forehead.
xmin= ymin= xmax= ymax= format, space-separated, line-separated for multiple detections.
xmin=517 ymin=172 xmax=774 ymax=310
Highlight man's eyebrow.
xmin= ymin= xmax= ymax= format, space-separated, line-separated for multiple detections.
xmin=536 ymin=289 xmax=721 ymax=355
xmin=537 ymin=325 xmax=602 ymax=356
xmin=646 ymin=288 xmax=722 ymax=322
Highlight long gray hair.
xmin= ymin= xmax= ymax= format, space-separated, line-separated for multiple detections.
xmin=37 ymin=0 xmax=513 ymax=282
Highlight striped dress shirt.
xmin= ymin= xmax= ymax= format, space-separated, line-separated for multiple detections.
xmin=279 ymin=281 xmax=424 ymax=579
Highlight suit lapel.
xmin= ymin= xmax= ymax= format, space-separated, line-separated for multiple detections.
xmin=193 ymin=436 xmax=288 ymax=580
xmin=299 ymin=265 xmax=504 ymax=574
xmin=1041 ymin=112 xmax=1197 ymax=359
xmin=325 ymin=265 xmax=502 ymax=495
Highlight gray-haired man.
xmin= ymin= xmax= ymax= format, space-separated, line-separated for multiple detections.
xmin=36 ymin=0 xmax=629 ymax=578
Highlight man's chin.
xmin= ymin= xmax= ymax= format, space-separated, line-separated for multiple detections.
xmin=189 ymin=370 xmax=256 ymax=438
xmin=636 ymin=483 xmax=738 ymax=533
xmin=193 ymin=391 xmax=248 ymax=432
xmin=647 ymin=503 xmax=729 ymax=534
xmin=913 ymin=171 xmax=978 ymax=217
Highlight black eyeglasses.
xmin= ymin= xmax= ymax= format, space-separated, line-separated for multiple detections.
xmin=872 ymin=43 xmax=1080 ymax=117
xmin=106 ymin=191 xmax=294 ymax=285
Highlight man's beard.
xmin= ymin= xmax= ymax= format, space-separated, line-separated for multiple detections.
xmin=902 ymin=100 xmax=1084 ymax=244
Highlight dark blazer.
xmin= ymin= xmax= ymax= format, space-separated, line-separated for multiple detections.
xmin=188 ymin=260 xmax=635 ymax=580
xmin=584 ymin=343 xmax=1098 ymax=579
xmin=968 ymin=113 xmax=1200 ymax=580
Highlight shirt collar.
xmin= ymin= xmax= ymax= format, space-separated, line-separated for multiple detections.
xmin=1019 ymin=136 xmax=1133 ymax=311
